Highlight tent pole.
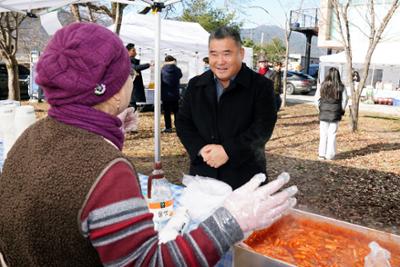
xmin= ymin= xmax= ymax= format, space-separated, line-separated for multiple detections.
xmin=154 ymin=10 xmax=161 ymax=163
xmin=147 ymin=0 xmax=181 ymax=164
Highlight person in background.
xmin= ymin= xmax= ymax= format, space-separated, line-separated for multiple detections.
xmin=314 ymin=67 xmax=348 ymax=161
xmin=257 ymin=56 xmax=269 ymax=75
xmin=176 ymin=26 xmax=277 ymax=190
xmin=161 ymin=55 xmax=182 ymax=133
xmin=0 ymin=22 xmax=297 ymax=267
xmin=38 ymin=86 xmax=45 ymax=103
xmin=352 ymin=70 xmax=360 ymax=83
xmin=265 ymin=62 xmax=283 ymax=112
xmin=126 ymin=43 xmax=152 ymax=110
xmin=352 ymin=70 xmax=360 ymax=90
xmin=203 ymin=56 xmax=210 ymax=72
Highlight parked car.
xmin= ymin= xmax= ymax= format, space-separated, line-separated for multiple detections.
xmin=285 ymin=71 xmax=317 ymax=95
xmin=0 ymin=63 xmax=30 ymax=100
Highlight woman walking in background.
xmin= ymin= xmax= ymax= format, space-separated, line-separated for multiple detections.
xmin=315 ymin=67 xmax=348 ymax=160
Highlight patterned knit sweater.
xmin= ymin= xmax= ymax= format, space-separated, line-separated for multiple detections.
xmin=0 ymin=117 xmax=243 ymax=266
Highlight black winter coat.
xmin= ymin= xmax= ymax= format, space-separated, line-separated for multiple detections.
xmin=161 ymin=63 xmax=183 ymax=102
xmin=176 ymin=64 xmax=277 ymax=189
xmin=131 ymin=57 xmax=150 ymax=103
xmin=319 ymin=87 xmax=344 ymax=122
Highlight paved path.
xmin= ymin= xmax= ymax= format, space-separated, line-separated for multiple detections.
xmin=285 ymin=94 xmax=400 ymax=117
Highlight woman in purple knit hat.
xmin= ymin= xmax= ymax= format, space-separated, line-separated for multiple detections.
xmin=0 ymin=23 xmax=297 ymax=267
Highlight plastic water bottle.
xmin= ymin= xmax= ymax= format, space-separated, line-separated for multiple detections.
xmin=147 ymin=162 xmax=174 ymax=231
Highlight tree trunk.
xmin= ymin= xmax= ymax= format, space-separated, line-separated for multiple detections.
xmin=113 ymin=3 xmax=126 ymax=35
xmin=4 ymin=56 xmax=20 ymax=101
xmin=331 ymin=0 xmax=400 ymax=132
xmin=350 ymin=92 xmax=359 ymax=131
xmin=70 ymin=4 xmax=81 ymax=22
xmin=282 ymin=22 xmax=291 ymax=108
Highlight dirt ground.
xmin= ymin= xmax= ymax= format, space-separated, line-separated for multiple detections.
xmin=32 ymin=101 xmax=400 ymax=235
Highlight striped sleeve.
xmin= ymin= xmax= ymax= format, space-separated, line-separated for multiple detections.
xmin=79 ymin=159 xmax=243 ymax=267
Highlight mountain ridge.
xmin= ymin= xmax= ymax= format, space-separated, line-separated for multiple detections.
xmin=241 ymin=25 xmax=326 ymax=58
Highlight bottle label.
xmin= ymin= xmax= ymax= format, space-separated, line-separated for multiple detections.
xmin=148 ymin=200 xmax=174 ymax=222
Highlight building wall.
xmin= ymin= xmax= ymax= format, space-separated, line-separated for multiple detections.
xmin=318 ymin=0 xmax=400 ymax=49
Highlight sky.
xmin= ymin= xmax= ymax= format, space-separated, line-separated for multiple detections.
xmin=213 ymin=0 xmax=320 ymax=29
xmin=129 ymin=0 xmax=320 ymax=29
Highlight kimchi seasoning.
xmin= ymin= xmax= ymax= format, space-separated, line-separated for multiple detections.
xmin=244 ymin=215 xmax=400 ymax=267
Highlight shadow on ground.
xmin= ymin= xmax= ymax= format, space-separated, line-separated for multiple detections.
xmin=335 ymin=143 xmax=400 ymax=159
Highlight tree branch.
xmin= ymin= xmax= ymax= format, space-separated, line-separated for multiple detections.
xmin=86 ymin=3 xmax=113 ymax=18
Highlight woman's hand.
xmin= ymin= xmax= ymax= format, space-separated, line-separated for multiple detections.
xmin=223 ymin=172 xmax=298 ymax=233
xmin=117 ymin=107 xmax=138 ymax=133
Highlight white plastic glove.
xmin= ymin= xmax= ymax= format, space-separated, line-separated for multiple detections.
xmin=181 ymin=174 xmax=232 ymax=225
xmin=364 ymin=241 xmax=391 ymax=267
xmin=223 ymin=172 xmax=297 ymax=233
xmin=117 ymin=107 xmax=138 ymax=133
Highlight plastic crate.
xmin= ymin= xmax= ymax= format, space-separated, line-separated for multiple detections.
xmin=393 ymin=98 xmax=400 ymax=106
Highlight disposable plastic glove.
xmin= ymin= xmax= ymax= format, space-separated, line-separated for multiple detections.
xmin=364 ymin=241 xmax=391 ymax=267
xmin=181 ymin=174 xmax=232 ymax=225
xmin=223 ymin=172 xmax=297 ymax=233
xmin=117 ymin=107 xmax=138 ymax=133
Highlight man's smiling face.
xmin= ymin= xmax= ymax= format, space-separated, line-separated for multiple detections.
xmin=209 ymin=37 xmax=244 ymax=86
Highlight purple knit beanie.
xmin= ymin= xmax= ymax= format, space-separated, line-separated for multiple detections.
xmin=36 ymin=22 xmax=131 ymax=106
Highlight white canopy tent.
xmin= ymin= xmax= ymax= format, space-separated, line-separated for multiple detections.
xmin=0 ymin=0 xmax=91 ymax=13
xmin=320 ymin=42 xmax=400 ymax=65
xmin=319 ymin=42 xmax=400 ymax=90
xmin=114 ymin=12 xmax=210 ymax=83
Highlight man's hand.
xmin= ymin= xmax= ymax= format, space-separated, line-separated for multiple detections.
xmin=200 ymin=144 xmax=229 ymax=168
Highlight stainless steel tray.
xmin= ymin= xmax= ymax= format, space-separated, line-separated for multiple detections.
xmin=234 ymin=209 xmax=400 ymax=267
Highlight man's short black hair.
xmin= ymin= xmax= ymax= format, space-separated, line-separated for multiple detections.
xmin=209 ymin=26 xmax=242 ymax=47
xmin=164 ymin=55 xmax=176 ymax=62
xmin=126 ymin=43 xmax=135 ymax=50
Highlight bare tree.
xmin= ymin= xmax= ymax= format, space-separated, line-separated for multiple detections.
xmin=69 ymin=2 xmax=128 ymax=35
xmin=281 ymin=20 xmax=292 ymax=108
xmin=266 ymin=0 xmax=293 ymax=108
xmin=331 ymin=0 xmax=400 ymax=132
xmin=0 ymin=12 xmax=26 ymax=100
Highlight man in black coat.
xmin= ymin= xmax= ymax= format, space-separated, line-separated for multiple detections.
xmin=126 ymin=43 xmax=152 ymax=110
xmin=161 ymin=55 xmax=183 ymax=133
xmin=176 ymin=26 xmax=277 ymax=189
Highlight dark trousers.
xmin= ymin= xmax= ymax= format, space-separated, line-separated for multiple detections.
xmin=275 ymin=94 xmax=282 ymax=112
xmin=162 ymin=100 xmax=179 ymax=129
